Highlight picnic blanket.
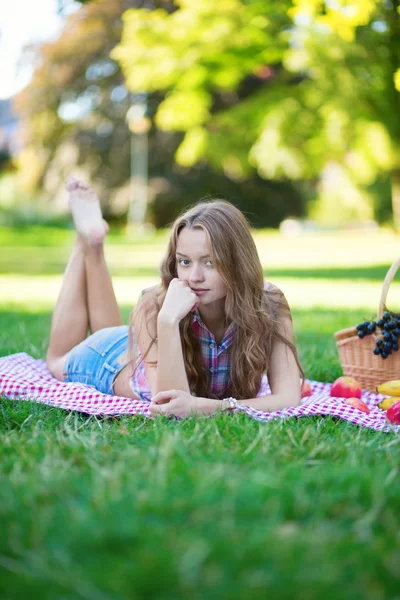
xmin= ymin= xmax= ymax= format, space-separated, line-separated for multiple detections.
xmin=0 ymin=353 xmax=399 ymax=433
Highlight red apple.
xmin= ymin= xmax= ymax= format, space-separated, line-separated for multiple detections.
xmin=343 ymin=397 xmax=370 ymax=413
xmin=301 ymin=382 xmax=312 ymax=398
xmin=330 ymin=376 xmax=362 ymax=399
xmin=386 ymin=400 xmax=400 ymax=425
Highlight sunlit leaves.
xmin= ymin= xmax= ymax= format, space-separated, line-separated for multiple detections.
xmin=345 ymin=121 xmax=395 ymax=184
xmin=309 ymin=162 xmax=374 ymax=224
xmin=283 ymin=0 xmax=400 ymax=188
xmin=250 ymin=106 xmax=305 ymax=179
xmin=114 ymin=0 xmax=288 ymax=94
xmin=113 ymin=0 xmax=398 ymax=195
xmin=155 ymin=89 xmax=212 ymax=130
xmin=113 ymin=0 xmax=292 ymax=136
xmin=395 ymin=69 xmax=400 ymax=92
xmin=289 ymin=0 xmax=384 ymax=41
xmin=15 ymin=0 xmax=399 ymax=223
xmin=175 ymin=127 xmax=208 ymax=166
xmin=15 ymin=147 xmax=47 ymax=195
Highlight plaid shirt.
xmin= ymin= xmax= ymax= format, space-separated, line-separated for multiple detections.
xmin=129 ymin=309 xmax=270 ymax=401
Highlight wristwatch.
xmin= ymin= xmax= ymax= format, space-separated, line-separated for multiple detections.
xmin=221 ymin=397 xmax=239 ymax=411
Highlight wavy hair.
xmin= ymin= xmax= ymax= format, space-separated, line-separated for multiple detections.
xmin=128 ymin=200 xmax=304 ymax=400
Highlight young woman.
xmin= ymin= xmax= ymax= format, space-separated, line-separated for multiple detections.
xmin=46 ymin=177 xmax=304 ymax=417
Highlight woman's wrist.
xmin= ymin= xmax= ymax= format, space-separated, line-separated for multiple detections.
xmin=198 ymin=398 xmax=231 ymax=414
xmin=157 ymin=310 xmax=179 ymax=329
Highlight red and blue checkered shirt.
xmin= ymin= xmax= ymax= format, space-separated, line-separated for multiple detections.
xmin=129 ymin=309 xmax=270 ymax=401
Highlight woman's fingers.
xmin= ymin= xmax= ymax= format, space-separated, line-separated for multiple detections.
xmin=151 ymin=389 xmax=178 ymax=404
xmin=150 ymin=401 xmax=176 ymax=416
xmin=161 ymin=278 xmax=200 ymax=323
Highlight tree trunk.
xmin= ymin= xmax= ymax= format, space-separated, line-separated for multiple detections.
xmin=392 ymin=169 xmax=400 ymax=232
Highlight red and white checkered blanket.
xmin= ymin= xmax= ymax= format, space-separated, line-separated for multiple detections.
xmin=0 ymin=353 xmax=399 ymax=433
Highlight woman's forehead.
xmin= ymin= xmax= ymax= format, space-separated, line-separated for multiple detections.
xmin=176 ymin=227 xmax=210 ymax=255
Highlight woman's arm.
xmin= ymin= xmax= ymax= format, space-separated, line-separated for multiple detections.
xmin=150 ymin=302 xmax=302 ymax=416
xmin=134 ymin=280 xmax=199 ymax=396
xmin=155 ymin=278 xmax=203 ymax=394
xmin=156 ymin=314 xmax=190 ymax=394
xmin=262 ymin=307 xmax=301 ymax=408
xmin=150 ymin=388 xmax=301 ymax=417
xmin=256 ymin=284 xmax=301 ymax=409
xmin=133 ymin=299 xmax=191 ymax=397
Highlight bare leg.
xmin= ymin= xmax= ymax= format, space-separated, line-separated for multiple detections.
xmin=46 ymin=234 xmax=88 ymax=363
xmin=46 ymin=179 xmax=123 ymax=381
xmin=84 ymin=241 xmax=123 ymax=333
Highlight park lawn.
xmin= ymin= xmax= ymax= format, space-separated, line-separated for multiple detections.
xmin=0 ymin=226 xmax=400 ymax=599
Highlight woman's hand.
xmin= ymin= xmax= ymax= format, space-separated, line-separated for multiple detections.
xmin=150 ymin=390 xmax=218 ymax=417
xmin=158 ymin=278 xmax=200 ymax=326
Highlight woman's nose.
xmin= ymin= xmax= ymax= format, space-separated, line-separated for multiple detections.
xmin=189 ymin=264 xmax=205 ymax=282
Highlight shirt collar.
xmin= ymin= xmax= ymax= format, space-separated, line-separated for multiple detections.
xmin=192 ymin=309 xmax=236 ymax=347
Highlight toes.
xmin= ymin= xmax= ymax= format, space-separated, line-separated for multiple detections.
xmin=66 ymin=177 xmax=91 ymax=193
xmin=78 ymin=186 xmax=96 ymax=201
xmin=65 ymin=176 xmax=80 ymax=192
xmin=77 ymin=181 xmax=90 ymax=191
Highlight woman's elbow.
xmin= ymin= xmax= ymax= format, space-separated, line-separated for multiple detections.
xmin=283 ymin=392 xmax=301 ymax=409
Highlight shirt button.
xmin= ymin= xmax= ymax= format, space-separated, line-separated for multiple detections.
xmin=209 ymin=343 xmax=215 ymax=349
xmin=209 ymin=367 xmax=215 ymax=373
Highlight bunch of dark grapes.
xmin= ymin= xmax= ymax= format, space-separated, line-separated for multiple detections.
xmin=356 ymin=311 xmax=400 ymax=359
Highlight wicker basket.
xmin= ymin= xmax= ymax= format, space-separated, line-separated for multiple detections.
xmin=334 ymin=257 xmax=400 ymax=392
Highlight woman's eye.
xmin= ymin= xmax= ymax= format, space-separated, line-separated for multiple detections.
xmin=177 ymin=258 xmax=213 ymax=267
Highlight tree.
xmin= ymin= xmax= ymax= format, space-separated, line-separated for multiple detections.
xmin=14 ymin=0 xmax=138 ymax=214
xmin=13 ymin=0 xmax=305 ymax=226
xmin=112 ymin=0 xmax=294 ymax=178
xmin=113 ymin=0 xmax=400 ymax=226
xmin=280 ymin=0 xmax=400 ymax=226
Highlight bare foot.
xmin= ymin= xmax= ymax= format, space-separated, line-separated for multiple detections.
xmin=66 ymin=177 xmax=108 ymax=245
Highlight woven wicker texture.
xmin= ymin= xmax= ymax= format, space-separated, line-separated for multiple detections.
xmin=334 ymin=258 xmax=400 ymax=391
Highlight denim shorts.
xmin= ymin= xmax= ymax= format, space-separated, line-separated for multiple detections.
xmin=63 ymin=326 xmax=130 ymax=395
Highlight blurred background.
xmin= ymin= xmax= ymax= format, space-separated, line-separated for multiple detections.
xmin=1 ymin=0 xmax=399 ymax=230
xmin=0 ymin=0 xmax=400 ymax=322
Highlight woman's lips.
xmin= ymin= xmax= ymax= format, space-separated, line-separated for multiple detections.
xmin=192 ymin=289 xmax=209 ymax=296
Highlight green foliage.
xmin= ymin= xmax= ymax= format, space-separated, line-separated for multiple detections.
xmin=289 ymin=0 xmax=385 ymax=41
xmin=114 ymin=0 xmax=291 ymax=100
xmin=281 ymin=2 xmax=400 ymax=181
xmin=114 ymin=0 xmax=400 ymax=224
xmin=369 ymin=175 xmax=393 ymax=224
xmin=13 ymin=0 xmax=400 ymax=226
xmin=14 ymin=0 xmax=134 ymax=206
xmin=0 ymin=149 xmax=12 ymax=171
xmin=13 ymin=0 xmax=309 ymax=227
xmin=112 ymin=0 xmax=294 ymax=171
xmin=149 ymin=165 xmax=304 ymax=228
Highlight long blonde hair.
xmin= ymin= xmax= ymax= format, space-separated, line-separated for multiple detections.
xmin=129 ymin=200 xmax=304 ymax=399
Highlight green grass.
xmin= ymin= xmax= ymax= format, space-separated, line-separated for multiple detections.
xmin=1 ymin=225 xmax=400 ymax=599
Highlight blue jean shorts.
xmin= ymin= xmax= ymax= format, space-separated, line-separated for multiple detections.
xmin=63 ymin=326 xmax=130 ymax=395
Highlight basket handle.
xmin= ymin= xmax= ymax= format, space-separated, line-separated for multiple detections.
xmin=378 ymin=257 xmax=400 ymax=319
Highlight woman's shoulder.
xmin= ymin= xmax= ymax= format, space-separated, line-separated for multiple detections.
xmin=263 ymin=281 xmax=284 ymax=297
xmin=263 ymin=281 xmax=291 ymax=319
xmin=140 ymin=284 xmax=160 ymax=298
xmin=134 ymin=284 xmax=161 ymax=319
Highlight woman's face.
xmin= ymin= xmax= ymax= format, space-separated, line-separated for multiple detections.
xmin=175 ymin=227 xmax=228 ymax=307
